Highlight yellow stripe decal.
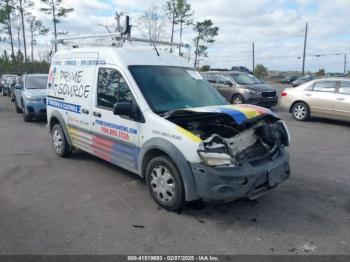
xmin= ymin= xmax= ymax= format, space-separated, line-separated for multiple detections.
xmin=228 ymin=105 xmax=261 ymax=119
xmin=176 ymin=126 xmax=202 ymax=143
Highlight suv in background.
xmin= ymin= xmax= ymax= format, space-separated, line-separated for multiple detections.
xmin=2 ymin=74 xmax=17 ymax=96
xmin=14 ymin=74 xmax=48 ymax=122
xmin=202 ymin=71 xmax=278 ymax=108
xmin=292 ymin=75 xmax=314 ymax=87
xmin=231 ymin=66 xmax=253 ymax=75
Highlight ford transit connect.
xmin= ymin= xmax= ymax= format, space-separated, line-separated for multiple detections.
xmin=47 ymin=40 xmax=290 ymax=211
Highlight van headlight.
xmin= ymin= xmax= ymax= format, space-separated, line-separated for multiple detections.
xmin=24 ymin=94 xmax=42 ymax=101
xmin=198 ymin=151 xmax=232 ymax=166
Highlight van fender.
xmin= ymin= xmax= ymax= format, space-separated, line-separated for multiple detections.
xmin=139 ymin=138 xmax=200 ymax=201
xmin=49 ymin=110 xmax=72 ymax=146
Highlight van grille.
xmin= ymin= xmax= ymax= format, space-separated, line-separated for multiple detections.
xmin=261 ymin=91 xmax=276 ymax=98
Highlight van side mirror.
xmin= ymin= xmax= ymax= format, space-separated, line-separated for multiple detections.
xmin=113 ymin=102 xmax=133 ymax=117
xmin=15 ymin=84 xmax=22 ymax=90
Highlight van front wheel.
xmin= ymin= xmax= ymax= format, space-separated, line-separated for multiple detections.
xmin=146 ymin=156 xmax=185 ymax=212
xmin=51 ymin=124 xmax=71 ymax=157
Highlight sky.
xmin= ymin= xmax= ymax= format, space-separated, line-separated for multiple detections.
xmin=3 ymin=0 xmax=350 ymax=73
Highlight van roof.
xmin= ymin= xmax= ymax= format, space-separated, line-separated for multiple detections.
xmin=53 ymin=46 xmax=191 ymax=68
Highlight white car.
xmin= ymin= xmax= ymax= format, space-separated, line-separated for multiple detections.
xmin=47 ymin=39 xmax=291 ymax=211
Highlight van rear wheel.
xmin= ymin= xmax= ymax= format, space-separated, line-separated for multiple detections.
xmin=51 ymin=124 xmax=71 ymax=157
xmin=146 ymin=156 xmax=185 ymax=212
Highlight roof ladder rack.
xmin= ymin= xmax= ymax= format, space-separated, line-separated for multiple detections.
xmin=54 ymin=33 xmax=188 ymax=49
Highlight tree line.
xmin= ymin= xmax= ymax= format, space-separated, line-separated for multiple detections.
xmin=137 ymin=0 xmax=219 ymax=67
xmin=0 ymin=0 xmax=219 ymax=74
xmin=0 ymin=0 xmax=73 ymax=73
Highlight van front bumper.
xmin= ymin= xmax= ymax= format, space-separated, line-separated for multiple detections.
xmin=190 ymin=148 xmax=290 ymax=201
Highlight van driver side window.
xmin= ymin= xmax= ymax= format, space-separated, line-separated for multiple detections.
xmin=97 ymin=68 xmax=133 ymax=109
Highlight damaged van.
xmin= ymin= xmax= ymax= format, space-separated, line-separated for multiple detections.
xmin=47 ymin=37 xmax=290 ymax=211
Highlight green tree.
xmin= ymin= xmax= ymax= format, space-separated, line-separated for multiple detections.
xmin=0 ymin=0 xmax=15 ymax=63
xmin=27 ymin=15 xmax=49 ymax=63
xmin=176 ymin=0 xmax=193 ymax=55
xmin=164 ymin=0 xmax=179 ymax=52
xmin=17 ymin=0 xmax=34 ymax=63
xmin=193 ymin=19 xmax=218 ymax=68
xmin=200 ymin=65 xmax=210 ymax=72
xmin=254 ymin=64 xmax=268 ymax=78
xmin=40 ymin=0 xmax=73 ymax=52
xmin=316 ymin=68 xmax=325 ymax=77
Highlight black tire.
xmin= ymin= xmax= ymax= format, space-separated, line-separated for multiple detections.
xmin=292 ymin=102 xmax=310 ymax=121
xmin=146 ymin=156 xmax=185 ymax=212
xmin=51 ymin=124 xmax=71 ymax=157
xmin=231 ymin=94 xmax=244 ymax=104
xmin=23 ymin=113 xmax=32 ymax=122
xmin=14 ymin=97 xmax=22 ymax=113
xmin=3 ymin=90 xmax=6 ymax=96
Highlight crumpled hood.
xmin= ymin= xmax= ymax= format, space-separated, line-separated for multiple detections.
xmin=166 ymin=104 xmax=278 ymax=125
xmin=23 ymin=89 xmax=47 ymax=98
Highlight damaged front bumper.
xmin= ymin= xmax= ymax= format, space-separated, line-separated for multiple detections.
xmin=190 ymin=148 xmax=290 ymax=201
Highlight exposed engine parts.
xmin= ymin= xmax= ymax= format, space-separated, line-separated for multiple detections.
xmin=167 ymin=112 xmax=290 ymax=166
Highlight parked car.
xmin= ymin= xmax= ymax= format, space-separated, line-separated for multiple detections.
xmin=46 ymin=44 xmax=290 ymax=211
xmin=292 ymin=75 xmax=314 ymax=87
xmin=14 ymin=74 xmax=48 ymax=122
xmin=2 ymin=74 xmax=16 ymax=96
xmin=282 ymin=76 xmax=298 ymax=84
xmin=281 ymin=78 xmax=350 ymax=122
xmin=202 ymin=71 xmax=278 ymax=108
xmin=10 ymin=75 xmax=22 ymax=102
xmin=0 ymin=75 xmax=4 ymax=92
xmin=231 ymin=66 xmax=253 ymax=75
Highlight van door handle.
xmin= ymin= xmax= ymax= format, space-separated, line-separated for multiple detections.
xmin=304 ymin=93 xmax=312 ymax=97
xmin=336 ymin=97 xmax=345 ymax=101
xmin=93 ymin=111 xmax=102 ymax=118
xmin=81 ymin=109 xmax=89 ymax=115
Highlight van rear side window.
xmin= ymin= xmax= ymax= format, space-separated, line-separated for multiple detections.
xmin=97 ymin=68 xmax=133 ymax=109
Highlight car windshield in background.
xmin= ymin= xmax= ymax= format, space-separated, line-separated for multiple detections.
xmin=26 ymin=76 xmax=48 ymax=89
xmin=229 ymin=72 xmax=262 ymax=85
xmin=129 ymin=66 xmax=227 ymax=113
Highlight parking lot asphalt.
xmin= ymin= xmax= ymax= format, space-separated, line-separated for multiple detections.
xmin=0 ymin=87 xmax=350 ymax=255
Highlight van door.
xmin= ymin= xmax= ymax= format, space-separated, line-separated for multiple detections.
xmin=48 ymin=54 xmax=98 ymax=144
xmin=90 ymin=66 xmax=141 ymax=173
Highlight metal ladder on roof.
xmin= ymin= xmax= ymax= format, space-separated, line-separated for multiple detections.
xmin=54 ymin=33 xmax=187 ymax=49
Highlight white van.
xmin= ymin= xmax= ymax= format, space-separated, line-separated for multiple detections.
xmin=47 ymin=38 xmax=291 ymax=211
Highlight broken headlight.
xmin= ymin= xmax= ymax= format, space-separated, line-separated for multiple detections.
xmin=198 ymin=151 xmax=232 ymax=166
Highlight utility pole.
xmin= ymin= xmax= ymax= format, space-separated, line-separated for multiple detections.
xmin=252 ymin=42 xmax=255 ymax=74
xmin=302 ymin=22 xmax=308 ymax=76
xmin=344 ymin=53 xmax=347 ymax=74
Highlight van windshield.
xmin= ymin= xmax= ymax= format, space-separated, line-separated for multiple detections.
xmin=129 ymin=66 xmax=227 ymax=114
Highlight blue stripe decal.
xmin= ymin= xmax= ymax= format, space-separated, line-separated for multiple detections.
xmin=217 ymin=107 xmax=247 ymax=125
xmin=47 ymin=99 xmax=81 ymax=114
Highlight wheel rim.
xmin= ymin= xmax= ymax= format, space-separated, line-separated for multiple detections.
xmin=150 ymin=165 xmax=176 ymax=204
xmin=52 ymin=128 xmax=63 ymax=153
xmin=294 ymin=105 xmax=307 ymax=119
xmin=233 ymin=96 xmax=243 ymax=104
